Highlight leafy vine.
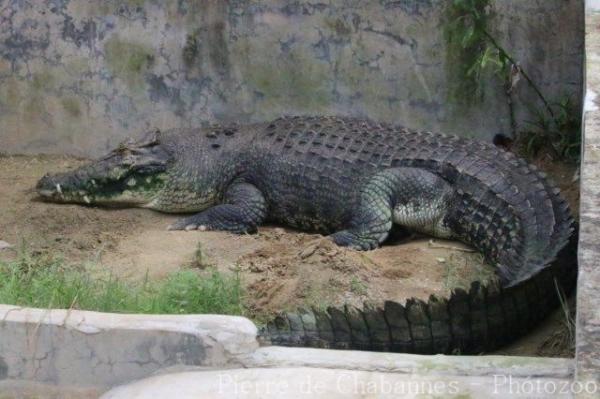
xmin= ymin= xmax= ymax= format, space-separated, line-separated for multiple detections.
xmin=445 ymin=0 xmax=580 ymax=161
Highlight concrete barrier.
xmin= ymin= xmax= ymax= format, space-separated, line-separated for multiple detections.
xmin=0 ymin=302 xmax=578 ymax=398
xmin=100 ymin=367 xmax=575 ymax=399
xmin=0 ymin=305 xmax=257 ymax=390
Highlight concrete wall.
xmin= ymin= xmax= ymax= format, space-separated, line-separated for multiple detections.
xmin=576 ymin=3 xmax=600 ymax=397
xmin=0 ymin=0 xmax=584 ymax=157
xmin=0 ymin=305 xmax=258 ymax=389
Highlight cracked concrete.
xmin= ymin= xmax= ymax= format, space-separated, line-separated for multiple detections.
xmin=0 ymin=305 xmax=257 ymax=390
xmin=0 ymin=0 xmax=584 ymax=157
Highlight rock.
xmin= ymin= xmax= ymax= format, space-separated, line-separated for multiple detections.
xmin=0 ymin=240 xmax=13 ymax=250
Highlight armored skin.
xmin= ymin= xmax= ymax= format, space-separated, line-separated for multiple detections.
xmin=36 ymin=116 xmax=576 ymax=354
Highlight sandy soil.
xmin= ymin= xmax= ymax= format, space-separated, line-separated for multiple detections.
xmin=0 ymin=154 xmax=494 ymax=312
xmin=0 ymin=154 xmax=579 ymax=356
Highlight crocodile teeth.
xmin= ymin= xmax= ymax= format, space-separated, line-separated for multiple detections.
xmin=55 ymin=184 xmax=62 ymax=194
xmin=83 ymin=195 xmax=91 ymax=204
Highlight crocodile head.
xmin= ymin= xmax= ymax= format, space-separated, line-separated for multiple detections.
xmin=36 ymin=130 xmax=172 ymax=207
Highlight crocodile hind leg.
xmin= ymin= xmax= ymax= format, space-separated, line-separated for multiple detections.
xmin=330 ymin=167 xmax=455 ymax=250
xmin=168 ymin=181 xmax=267 ymax=234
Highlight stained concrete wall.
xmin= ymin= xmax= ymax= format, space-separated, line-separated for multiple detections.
xmin=0 ymin=305 xmax=258 ymax=389
xmin=0 ymin=0 xmax=584 ymax=157
xmin=576 ymin=3 xmax=600 ymax=397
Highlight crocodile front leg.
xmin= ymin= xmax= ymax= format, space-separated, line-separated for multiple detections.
xmin=168 ymin=182 xmax=267 ymax=234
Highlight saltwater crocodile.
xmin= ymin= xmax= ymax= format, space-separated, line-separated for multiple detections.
xmin=36 ymin=116 xmax=576 ymax=354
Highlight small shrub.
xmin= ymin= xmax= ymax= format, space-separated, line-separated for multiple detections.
xmin=349 ymin=277 xmax=368 ymax=296
xmin=518 ymin=96 xmax=581 ymax=163
xmin=446 ymin=0 xmax=582 ymax=163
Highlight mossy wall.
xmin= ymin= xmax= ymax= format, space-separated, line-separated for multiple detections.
xmin=0 ymin=0 xmax=584 ymax=157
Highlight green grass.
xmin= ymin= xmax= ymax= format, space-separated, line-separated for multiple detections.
xmin=0 ymin=251 xmax=245 ymax=316
xmin=349 ymin=277 xmax=368 ymax=296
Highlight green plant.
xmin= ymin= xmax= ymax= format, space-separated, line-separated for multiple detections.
xmin=555 ymin=279 xmax=575 ymax=347
xmin=538 ymin=279 xmax=576 ymax=356
xmin=0 ymin=250 xmax=245 ymax=316
xmin=446 ymin=0 xmax=502 ymax=99
xmin=349 ymin=277 xmax=368 ymax=296
xmin=190 ymin=243 xmax=212 ymax=269
xmin=519 ymin=96 xmax=581 ymax=162
xmin=154 ymin=269 xmax=244 ymax=315
xmin=446 ymin=0 xmax=581 ymax=162
xmin=446 ymin=0 xmax=550 ymax=112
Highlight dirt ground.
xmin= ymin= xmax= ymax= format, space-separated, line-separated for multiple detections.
xmin=0 ymin=154 xmax=579 ymax=356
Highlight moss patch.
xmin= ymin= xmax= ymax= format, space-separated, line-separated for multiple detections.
xmin=104 ymin=35 xmax=155 ymax=90
xmin=0 ymin=78 xmax=21 ymax=113
xmin=31 ymin=71 xmax=55 ymax=91
xmin=61 ymin=97 xmax=82 ymax=117
xmin=182 ymin=32 xmax=200 ymax=68
xmin=324 ymin=17 xmax=353 ymax=37
xmin=243 ymin=47 xmax=332 ymax=112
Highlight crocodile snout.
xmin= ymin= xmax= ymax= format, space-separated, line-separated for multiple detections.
xmin=36 ymin=174 xmax=61 ymax=199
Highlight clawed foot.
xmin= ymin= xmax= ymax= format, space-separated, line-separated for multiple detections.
xmin=330 ymin=230 xmax=380 ymax=250
xmin=167 ymin=215 xmax=257 ymax=234
xmin=167 ymin=216 xmax=211 ymax=231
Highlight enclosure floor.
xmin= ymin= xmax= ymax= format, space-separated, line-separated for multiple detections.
xmin=0 ymin=154 xmax=578 ymax=357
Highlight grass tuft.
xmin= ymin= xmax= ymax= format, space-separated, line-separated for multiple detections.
xmin=517 ymin=96 xmax=581 ymax=163
xmin=0 ymin=250 xmax=245 ymax=316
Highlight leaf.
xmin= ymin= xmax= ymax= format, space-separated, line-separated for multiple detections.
xmin=480 ymin=46 xmax=501 ymax=69
xmin=461 ymin=25 xmax=476 ymax=48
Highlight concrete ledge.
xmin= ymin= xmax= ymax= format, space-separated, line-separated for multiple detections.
xmin=0 ymin=305 xmax=258 ymax=389
xmin=100 ymin=367 xmax=575 ymax=399
xmin=238 ymin=347 xmax=574 ymax=379
xmin=0 ymin=380 xmax=102 ymax=399
xmin=577 ymin=5 xmax=600 ymax=397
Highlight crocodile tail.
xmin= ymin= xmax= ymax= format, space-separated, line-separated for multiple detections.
xmin=390 ymin=131 xmax=574 ymax=286
xmin=446 ymin=141 xmax=574 ymax=286
xmin=512 ymin=160 xmax=575 ymax=283
xmin=259 ymin=148 xmax=577 ymax=353
xmin=259 ymin=233 xmax=576 ymax=354
xmin=454 ymin=143 xmax=575 ymax=286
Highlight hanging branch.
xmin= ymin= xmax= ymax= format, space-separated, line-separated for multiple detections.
xmin=480 ymin=30 xmax=555 ymax=119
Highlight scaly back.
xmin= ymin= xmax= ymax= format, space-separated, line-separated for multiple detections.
xmin=253 ymin=116 xmax=573 ymax=286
